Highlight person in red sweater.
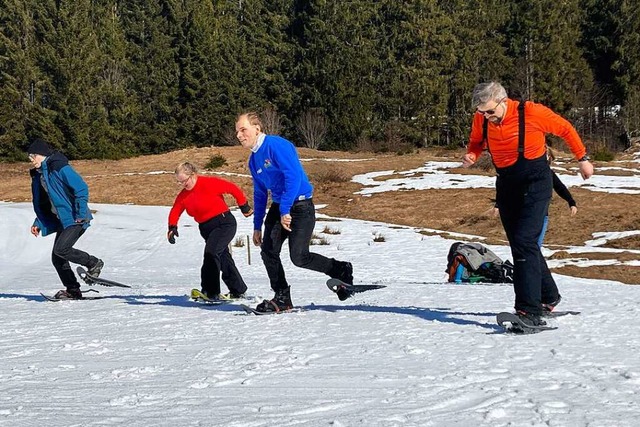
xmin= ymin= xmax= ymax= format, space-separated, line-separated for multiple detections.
xmin=168 ymin=162 xmax=254 ymax=299
xmin=463 ymin=81 xmax=594 ymax=329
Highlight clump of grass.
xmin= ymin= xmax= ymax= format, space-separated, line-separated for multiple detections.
xmin=317 ymin=217 xmax=341 ymax=222
xmin=373 ymin=233 xmax=386 ymax=242
xmin=310 ymin=233 xmax=330 ymax=245
xmin=233 ymin=237 xmax=245 ymax=247
xmin=592 ymin=148 xmax=615 ymax=162
xmin=321 ymin=226 xmax=341 ymax=235
xmin=311 ymin=169 xmax=350 ymax=184
xmin=204 ymin=154 xmax=227 ymax=170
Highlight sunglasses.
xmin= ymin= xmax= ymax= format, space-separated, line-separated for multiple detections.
xmin=477 ymin=107 xmax=497 ymax=115
xmin=476 ymin=98 xmax=506 ymax=116
xmin=176 ymin=175 xmax=192 ymax=185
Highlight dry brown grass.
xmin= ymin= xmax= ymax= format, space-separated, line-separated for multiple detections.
xmin=2 ymin=145 xmax=638 ymax=284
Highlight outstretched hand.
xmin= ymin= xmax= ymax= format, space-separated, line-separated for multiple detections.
xmin=167 ymin=225 xmax=179 ymax=244
xmin=579 ymin=160 xmax=594 ymax=180
xmin=462 ymin=153 xmax=477 ymax=168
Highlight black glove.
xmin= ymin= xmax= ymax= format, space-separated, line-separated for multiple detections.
xmin=167 ymin=225 xmax=179 ymax=244
xmin=239 ymin=202 xmax=254 ymax=217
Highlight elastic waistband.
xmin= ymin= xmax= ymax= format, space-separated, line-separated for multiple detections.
xmin=200 ymin=210 xmax=231 ymax=225
xmin=496 ymin=154 xmax=548 ymax=176
xmin=294 ymin=197 xmax=313 ymax=205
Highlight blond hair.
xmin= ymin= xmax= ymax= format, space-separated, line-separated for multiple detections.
xmin=237 ymin=111 xmax=263 ymax=132
xmin=175 ymin=162 xmax=198 ymax=176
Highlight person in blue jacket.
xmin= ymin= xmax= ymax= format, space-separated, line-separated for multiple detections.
xmin=235 ymin=112 xmax=354 ymax=313
xmin=28 ymin=139 xmax=104 ymax=300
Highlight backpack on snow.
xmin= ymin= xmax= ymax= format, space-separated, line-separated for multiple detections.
xmin=445 ymin=242 xmax=514 ymax=284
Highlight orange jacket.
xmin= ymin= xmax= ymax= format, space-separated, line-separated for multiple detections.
xmin=467 ymin=99 xmax=586 ymax=169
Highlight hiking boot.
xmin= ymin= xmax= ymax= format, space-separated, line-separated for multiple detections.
xmin=255 ymin=287 xmax=293 ymax=313
xmin=202 ymin=290 xmax=222 ymax=301
xmin=218 ymin=292 xmax=244 ymax=301
xmin=54 ymin=289 xmax=83 ymax=300
xmin=329 ymin=261 xmax=353 ymax=285
xmin=88 ymin=259 xmax=104 ymax=277
xmin=542 ymin=294 xmax=562 ymax=313
xmin=337 ymin=286 xmax=353 ymax=301
xmin=516 ymin=310 xmax=547 ymax=327
xmin=227 ymin=292 xmax=245 ymax=300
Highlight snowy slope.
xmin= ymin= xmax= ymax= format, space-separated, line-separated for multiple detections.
xmin=1 ymin=202 xmax=640 ymax=427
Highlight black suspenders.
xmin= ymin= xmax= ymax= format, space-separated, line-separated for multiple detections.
xmin=517 ymin=99 xmax=525 ymax=155
xmin=482 ymin=99 xmax=526 ymax=162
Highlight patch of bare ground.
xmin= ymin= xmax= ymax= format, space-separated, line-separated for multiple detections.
xmin=550 ymin=265 xmax=639 ymax=285
xmin=550 ymin=251 xmax=639 ymax=262
xmin=2 ymin=146 xmax=639 ymax=284
xmin=601 ymin=234 xmax=640 ymax=250
xmin=591 ymin=168 xmax=637 ymax=177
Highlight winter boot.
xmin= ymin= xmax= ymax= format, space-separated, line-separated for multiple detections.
xmin=542 ymin=294 xmax=562 ymax=313
xmin=88 ymin=258 xmax=104 ymax=277
xmin=221 ymin=292 xmax=245 ymax=300
xmin=202 ymin=290 xmax=223 ymax=301
xmin=255 ymin=287 xmax=293 ymax=313
xmin=53 ymin=288 xmax=83 ymax=300
xmin=218 ymin=292 xmax=241 ymax=301
xmin=516 ymin=310 xmax=547 ymax=327
xmin=328 ymin=261 xmax=353 ymax=285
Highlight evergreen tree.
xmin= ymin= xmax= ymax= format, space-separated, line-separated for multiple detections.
xmin=28 ymin=0 xmax=108 ymax=158
xmin=0 ymin=0 xmax=38 ymax=159
xmin=119 ymin=0 xmax=180 ymax=154
xmin=503 ymin=0 xmax=593 ymax=112
xmin=89 ymin=0 xmax=139 ymax=158
xmin=616 ymin=0 xmax=640 ymax=136
xmin=581 ymin=0 xmax=622 ymax=104
xmin=291 ymin=0 xmax=381 ymax=149
xmin=440 ymin=0 xmax=510 ymax=147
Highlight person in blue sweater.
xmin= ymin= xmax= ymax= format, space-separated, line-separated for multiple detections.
xmin=28 ymin=139 xmax=104 ymax=300
xmin=235 ymin=112 xmax=354 ymax=312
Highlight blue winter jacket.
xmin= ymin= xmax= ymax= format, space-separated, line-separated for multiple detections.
xmin=30 ymin=152 xmax=92 ymax=236
xmin=248 ymin=135 xmax=313 ymax=230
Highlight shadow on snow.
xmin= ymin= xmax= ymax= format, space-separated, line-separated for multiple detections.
xmin=0 ymin=293 xmax=502 ymax=331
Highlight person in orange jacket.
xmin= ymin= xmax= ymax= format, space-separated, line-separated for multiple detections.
xmin=462 ymin=81 xmax=594 ymax=328
xmin=168 ymin=162 xmax=253 ymax=300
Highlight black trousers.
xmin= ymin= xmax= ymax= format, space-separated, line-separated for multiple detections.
xmin=261 ymin=199 xmax=334 ymax=292
xmin=496 ymin=155 xmax=560 ymax=315
xmin=52 ymin=224 xmax=97 ymax=290
xmin=198 ymin=212 xmax=247 ymax=296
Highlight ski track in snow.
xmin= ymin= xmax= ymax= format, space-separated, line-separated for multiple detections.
xmin=1 ymin=202 xmax=639 ymax=426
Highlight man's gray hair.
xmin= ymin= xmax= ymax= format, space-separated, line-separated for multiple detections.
xmin=472 ymin=82 xmax=508 ymax=108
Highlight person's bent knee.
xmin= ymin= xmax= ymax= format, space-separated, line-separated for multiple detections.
xmin=52 ymin=246 xmax=72 ymax=258
xmin=290 ymin=250 xmax=311 ymax=268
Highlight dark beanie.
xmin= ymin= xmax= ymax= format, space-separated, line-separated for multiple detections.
xmin=27 ymin=138 xmax=54 ymax=156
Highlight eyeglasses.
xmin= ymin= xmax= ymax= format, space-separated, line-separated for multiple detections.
xmin=176 ymin=175 xmax=192 ymax=185
xmin=476 ymin=98 xmax=506 ymax=116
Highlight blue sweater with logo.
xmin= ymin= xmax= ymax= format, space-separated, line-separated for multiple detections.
xmin=248 ymin=135 xmax=313 ymax=230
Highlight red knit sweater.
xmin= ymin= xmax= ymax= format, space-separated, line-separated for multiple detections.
xmin=168 ymin=176 xmax=247 ymax=225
